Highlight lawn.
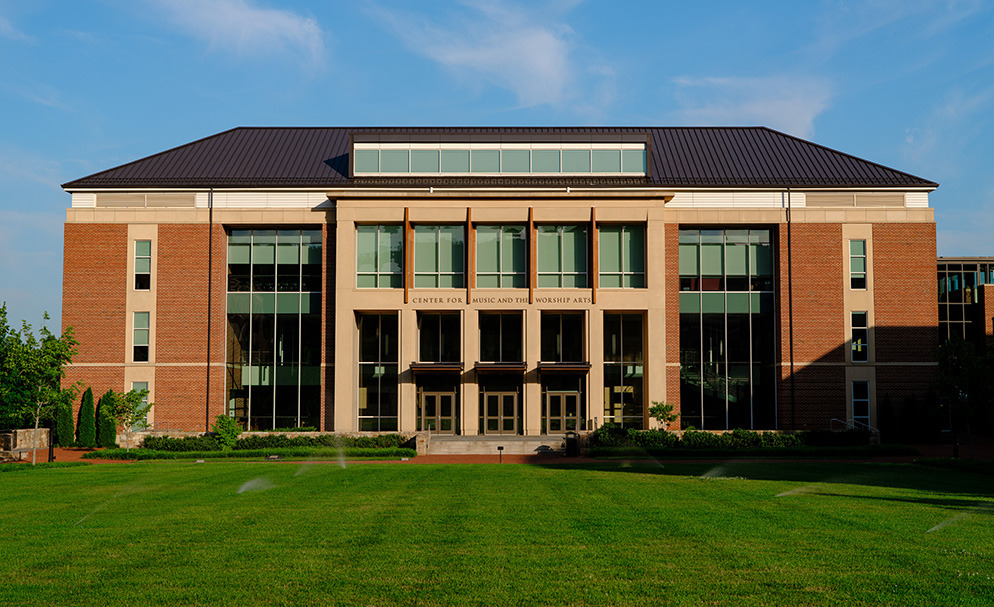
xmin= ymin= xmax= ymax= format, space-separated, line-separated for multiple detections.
xmin=0 ymin=460 xmax=991 ymax=606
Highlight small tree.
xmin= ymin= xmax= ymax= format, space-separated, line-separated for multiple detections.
xmin=77 ymin=388 xmax=96 ymax=448
xmin=96 ymin=390 xmax=118 ymax=449
xmin=55 ymin=402 xmax=75 ymax=447
xmin=211 ymin=414 xmax=242 ymax=450
xmin=648 ymin=401 xmax=679 ymax=431
xmin=105 ymin=388 xmax=151 ymax=451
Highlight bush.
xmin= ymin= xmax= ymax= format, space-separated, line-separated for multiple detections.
xmin=681 ymin=428 xmax=721 ymax=449
xmin=54 ymin=403 xmax=75 ymax=447
xmin=211 ymin=415 xmax=242 ymax=450
xmin=96 ymin=390 xmax=118 ymax=448
xmin=76 ymin=388 xmax=96 ymax=448
xmin=85 ymin=446 xmax=418 ymax=461
xmin=141 ymin=435 xmax=221 ymax=452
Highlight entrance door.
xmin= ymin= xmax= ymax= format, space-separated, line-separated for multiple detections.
xmin=483 ymin=391 xmax=518 ymax=435
xmin=545 ymin=391 xmax=579 ymax=434
xmin=419 ymin=391 xmax=456 ymax=434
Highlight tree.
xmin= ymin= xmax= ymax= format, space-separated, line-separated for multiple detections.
xmin=96 ymin=390 xmax=118 ymax=449
xmin=648 ymin=401 xmax=679 ymax=430
xmin=54 ymin=402 xmax=75 ymax=447
xmin=0 ymin=305 xmax=80 ymax=464
xmin=103 ymin=388 xmax=151 ymax=451
xmin=77 ymin=387 xmax=96 ymax=448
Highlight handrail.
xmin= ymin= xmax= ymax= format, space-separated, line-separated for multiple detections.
xmin=830 ymin=418 xmax=880 ymax=435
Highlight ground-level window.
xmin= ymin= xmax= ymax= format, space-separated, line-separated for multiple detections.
xmin=603 ymin=313 xmax=644 ymax=428
xmin=356 ymin=225 xmax=403 ymax=288
xmin=851 ymin=311 xmax=869 ymax=363
xmin=357 ymin=313 xmax=399 ymax=432
xmin=479 ymin=312 xmax=523 ymax=362
xmin=133 ymin=312 xmax=149 ymax=362
xmin=852 ymin=381 xmax=870 ymax=428
xmin=476 ymin=225 xmax=526 ymax=288
xmin=599 ymin=225 xmax=645 ymax=288
xmin=540 ymin=312 xmax=584 ymax=362
xmin=418 ymin=312 xmax=460 ymax=362
xmin=678 ymin=228 xmax=777 ymax=430
xmin=130 ymin=381 xmax=149 ymax=431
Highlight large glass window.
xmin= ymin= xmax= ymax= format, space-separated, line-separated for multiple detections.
xmin=358 ymin=313 xmax=399 ymax=432
xmin=851 ymin=311 xmax=868 ymax=363
xmin=537 ymin=225 xmax=587 ymax=288
xmin=479 ymin=312 xmax=523 ymax=362
xmin=414 ymin=225 xmax=465 ymax=288
xmin=599 ymin=225 xmax=645 ymax=288
xmin=541 ymin=312 xmax=584 ymax=362
xmin=603 ymin=313 xmax=644 ymax=428
xmin=852 ymin=381 xmax=870 ymax=427
xmin=357 ymin=225 xmax=403 ymax=288
xmin=134 ymin=240 xmax=151 ymax=290
xmin=476 ymin=225 xmax=527 ymax=288
xmin=226 ymin=229 xmax=322 ymax=431
xmin=419 ymin=312 xmax=461 ymax=362
xmin=133 ymin=312 xmax=149 ymax=362
xmin=850 ymin=240 xmax=867 ymax=289
xmin=679 ymin=228 xmax=777 ymax=430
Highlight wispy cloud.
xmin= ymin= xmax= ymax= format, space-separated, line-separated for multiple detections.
xmin=903 ymin=85 xmax=994 ymax=173
xmin=2 ymin=82 xmax=70 ymax=111
xmin=146 ymin=0 xmax=325 ymax=70
xmin=0 ymin=14 xmax=31 ymax=42
xmin=669 ymin=75 xmax=833 ymax=139
xmin=369 ymin=1 xmax=611 ymax=111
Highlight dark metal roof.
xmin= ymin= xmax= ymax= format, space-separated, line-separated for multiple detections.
xmin=62 ymin=126 xmax=937 ymax=190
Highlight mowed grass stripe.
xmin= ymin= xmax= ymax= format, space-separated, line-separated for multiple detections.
xmin=0 ymin=461 xmax=991 ymax=606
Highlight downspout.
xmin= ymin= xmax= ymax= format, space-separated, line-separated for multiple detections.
xmin=786 ymin=187 xmax=795 ymax=431
xmin=206 ymin=188 xmax=214 ymax=432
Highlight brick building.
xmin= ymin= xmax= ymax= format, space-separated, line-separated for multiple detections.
xmin=61 ymin=127 xmax=938 ymax=437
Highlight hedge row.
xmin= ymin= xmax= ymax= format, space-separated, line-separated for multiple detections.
xmin=590 ymin=426 xmax=880 ymax=451
xmin=83 ymin=446 xmax=417 ymax=461
xmin=140 ymin=433 xmax=409 ymax=452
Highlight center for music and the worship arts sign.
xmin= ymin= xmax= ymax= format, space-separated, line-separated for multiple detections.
xmin=409 ymin=295 xmax=593 ymax=305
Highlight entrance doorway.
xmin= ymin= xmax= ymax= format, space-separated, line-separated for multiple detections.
xmin=418 ymin=391 xmax=456 ymax=434
xmin=545 ymin=391 xmax=580 ymax=434
xmin=482 ymin=391 xmax=518 ymax=435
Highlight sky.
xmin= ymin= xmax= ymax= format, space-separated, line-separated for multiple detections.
xmin=1 ymin=0 xmax=993 ymax=330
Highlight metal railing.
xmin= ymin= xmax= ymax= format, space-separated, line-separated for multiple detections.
xmin=830 ymin=418 xmax=880 ymax=435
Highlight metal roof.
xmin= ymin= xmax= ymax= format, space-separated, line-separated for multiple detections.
xmin=62 ymin=126 xmax=938 ymax=190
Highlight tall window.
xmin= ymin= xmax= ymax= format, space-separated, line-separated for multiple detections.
xmin=476 ymin=225 xmax=527 ymax=288
xmin=358 ymin=313 xmax=399 ymax=432
xmin=131 ymin=381 xmax=149 ymax=430
xmin=133 ymin=312 xmax=149 ymax=362
xmin=419 ymin=312 xmax=461 ymax=362
xmin=603 ymin=313 xmax=644 ymax=428
xmin=851 ymin=311 xmax=869 ymax=363
xmin=414 ymin=225 xmax=465 ymax=288
xmin=537 ymin=225 xmax=587 ymax=287
xmin=540 ymin=312 xmax=584 ymax=362
xmin=679 ymin=228 xmax=777 ymax=430
xmin=852 ymin=381 xmax=870 ymax=427
xmin=479 ymin=312 xmax=523 ymax=362
xmin=134 ymin=241 xmax=151 ymax=290
xmin=850 ymin=240 xmax=867 ymax=289
xmin=599 ymin=225 xmax=645 ymax=288
xmin=226 ymin=229 xmax=322 ymax=431
xmin=356 ymin=225 xmax=403 ymax=288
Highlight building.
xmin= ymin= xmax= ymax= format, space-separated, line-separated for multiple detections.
xmin=937 ymin=257 xmax=994 ymax=348
xmin=61 ymin=127 xmax=938 ymax=437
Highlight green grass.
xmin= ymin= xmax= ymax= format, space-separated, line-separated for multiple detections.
xmin=1 ymin=460 xmax=992 ymax=606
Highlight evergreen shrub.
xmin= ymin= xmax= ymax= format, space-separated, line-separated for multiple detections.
xmin=76 ymin=388 xmax=96 ymax=448
xmin=54 ymin=403 xmax=75 ymax=447
xmin=96 ymin=390 xmax=118 ymax=448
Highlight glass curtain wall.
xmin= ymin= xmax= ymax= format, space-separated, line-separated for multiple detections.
xmin=414 ymin=225 xmax=465 ymax=288
xmin=226 ymin=229 xmax=322 ymax=431
xmin=537 ymin=225 xmax=587 ymax=287
xmin=476 ymin=225 xmax=527 ymax=288
xmin=599 ymin=225 xmax=645 ymax=288
xmin=357 ymin=313 xmax=399 ymax=431
xmin=678 ymin=228 xmax=776 ymax=430
xmin=938 ymin=260 xmax=994 ymax=344
xmin=603 ymin=313 xmax=644 ymax=428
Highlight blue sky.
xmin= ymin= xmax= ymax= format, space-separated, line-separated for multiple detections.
xmin=1 ymin=0 xmax=992 ymax=329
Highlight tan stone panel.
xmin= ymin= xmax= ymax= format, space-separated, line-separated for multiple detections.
xmin=408 ymin=207 xmax=469 ymax=223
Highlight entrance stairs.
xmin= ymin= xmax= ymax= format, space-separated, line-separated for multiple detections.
xmin=425 ymin=434 xmax=567 ymax=456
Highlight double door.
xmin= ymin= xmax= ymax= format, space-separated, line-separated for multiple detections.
xmin=545 ymin=391 xmax=580 ymax=434
xmin=483 ymin=391 xmax=518 ymax=435
xmin=419 ymin=391 xmax=456 ymax=434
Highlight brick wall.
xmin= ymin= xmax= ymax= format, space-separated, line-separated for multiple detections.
xmin=664 ymin=224 xmax=681 ymax=425
xmin=983 ymin=284 xmax=994 ymax=350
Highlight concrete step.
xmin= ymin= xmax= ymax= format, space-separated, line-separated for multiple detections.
xmin=426 ymin=435 xmax=567 ymax=455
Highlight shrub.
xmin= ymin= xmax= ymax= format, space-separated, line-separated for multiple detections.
xmin=589 ymin=424 xmax=630 ymax=448
xmin=54 ymin=403 xmax=75 ymax=447
xmin=96 ymin=390 xmax=118 ymax=448
xmin=680 ymin=428 xmax=721 ymax=449
xmin=211 ymin=415 xmax=242 ymax=450
xmin=76 ymin=388 xmax=96 ymax=448
xmin=141 ymin=435 xmax=221 ymax=452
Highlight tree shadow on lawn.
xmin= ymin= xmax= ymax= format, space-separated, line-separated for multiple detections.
xmin=533 ymin=459 xmax=994 ymax=499
xmin=811 ymin=491 xmax=994 ymax=517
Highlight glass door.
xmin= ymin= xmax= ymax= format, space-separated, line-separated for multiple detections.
xmin=483 ymin=391 xmax=518 ymax=435
xmin=545 ymin=391 xmax=579 ymax=434
xmin=419 ymin=391 xmax=456 ymax=434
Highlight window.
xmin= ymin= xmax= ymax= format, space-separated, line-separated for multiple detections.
xmin=419 ymin=312 xmax=461 ymax=362
xmin=852 ymin=381 xmax=870 ymax=428
xmin=130 ymin=381 xmax=149 ymax=430
xmin=133 ymin=312 xmax=149 ymax=362
xmin=537 ymin=225 xmax=587 ymax=288
xmin=414 ymin=225 xmax=465 ymax=288
xmin=603 ymin=313 xmax=644 ymax=428
xmin=225 ymin=229 xmax=322 ymax=431
xmin=134 ymin=240 xmax=151 ymax=290
xmin=356 ymin=225 xmax=403 ymax=288
xmin=851 ymin=312 xmax=869 ymax=363
xmin=357 ymin=313 xmax=399 ymax=432
xmin=599 ymin=225 xmax=645 ymax=288
xmin=476 ymin=225 xmax=526 ymax=288
xmin=540 ymin=312 xmax=584 ymax=362
xmin=850 ymin=240 xmax=867 ymax=289
xmin=479 ymin=312 xmax=522 ymax=362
